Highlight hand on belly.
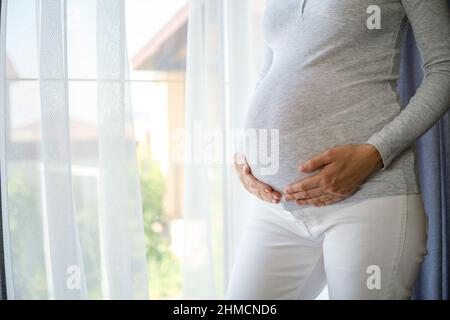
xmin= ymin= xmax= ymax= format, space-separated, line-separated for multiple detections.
xmin=235 ymin=144 xmax=383 ymax=207
xmin=284 ymin=144 xmax=383 ymax=207
xmin=234 ymin=153 xmax=282 ymax=204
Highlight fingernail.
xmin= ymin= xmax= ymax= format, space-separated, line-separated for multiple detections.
xmin=298 ymin=164 xmax=305 ymax=171
xmin=273 ymin=195 xmax=280 ymax=200
xmin=264 ymin=189 xmax=271 ymax=193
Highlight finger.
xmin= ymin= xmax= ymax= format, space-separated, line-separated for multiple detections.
xmin=259 ymin=185 xmax=277 ymax=202
xmin=257 ymin=181 xmax=281 ymax=199
xmin=234 ymin=153 xmax=247 ymax=166
xmin=242 ymin=168 xmax=281 ymax=203
xmin=235 ymin=160 xmax=275 ymax=202
xmin=242 ymin=164 xmax=251 ymax=175
xmin=254 ymin=186 xmax=280 ymax=204
xmin=261 ymin=185 xmax=282 ymax=203
xmin=234 ymin=153 xmax=248 ymax=174
xmin=299 ymin=150 xmax=333 ymax=173
xmin=285 ymin=187 xmax=324 ymax=201
xmin=313 ymin=196 xmax=347 ymax=207
xmin=242 ymin=165 xmax=268 ymax=191
xmin=234 ymin=162 xmax=242 ymax=174
xmin=284 ymin=175 xmax=321 ymax=194
xmin=242 ymin=165 xmax=259 ymax=187
xmin=296 ymin=194 xmax=337 ymax=206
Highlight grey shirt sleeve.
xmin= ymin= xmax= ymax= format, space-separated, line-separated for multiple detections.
xmin=366 ymin=0 xmax=450 ymax=169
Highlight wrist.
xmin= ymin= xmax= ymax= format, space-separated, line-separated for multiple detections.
xmin=361 ymin=143 xmax=383 ymax=172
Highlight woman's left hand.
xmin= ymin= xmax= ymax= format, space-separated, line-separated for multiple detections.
xmin=284 ymin=144 xmax=383 ymax=207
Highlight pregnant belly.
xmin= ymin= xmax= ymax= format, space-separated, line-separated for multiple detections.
xmin=242 ymin=76 xmax=390 ymax=193
xmin=242 ymin=124 xmax=351 ymax=194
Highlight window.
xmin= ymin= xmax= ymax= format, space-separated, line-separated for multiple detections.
xmin=4 ymin=0 xmax=188 ymax=299
xmin=126 ymin=0 xmax=188 ymax=299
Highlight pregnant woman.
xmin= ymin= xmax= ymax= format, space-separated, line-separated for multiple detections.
xmin=226 ymin=0 xmax=450 ymax=299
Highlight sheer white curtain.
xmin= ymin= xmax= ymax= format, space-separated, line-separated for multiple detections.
xmin=183 ymin=0 xmax=266 ymax=299
xmin=0 ymin=0 xmax=147 ymax=299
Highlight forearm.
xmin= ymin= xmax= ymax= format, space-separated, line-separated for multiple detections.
xmin=367 ymin=67 xmax=450 ymax=168
xmin=367 ymin=0 xmax=450 ymax=169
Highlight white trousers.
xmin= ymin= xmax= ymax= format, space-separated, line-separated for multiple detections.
xmin=225 ymin=194 xmax=428 ymax=300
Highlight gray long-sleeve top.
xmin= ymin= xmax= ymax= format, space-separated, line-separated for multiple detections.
xmin=243 ymin=0 xmax=450 ymax=212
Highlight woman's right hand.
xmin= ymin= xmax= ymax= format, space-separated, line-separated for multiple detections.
xmin=234 ymin=153 xmax=282 ymax=204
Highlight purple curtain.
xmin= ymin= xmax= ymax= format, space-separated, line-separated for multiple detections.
xmin=398 ymin=11 xmax=450 ymax=300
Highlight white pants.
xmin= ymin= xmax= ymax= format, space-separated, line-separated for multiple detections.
xmin=225 ymin=194 xmax=428 ymax=300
